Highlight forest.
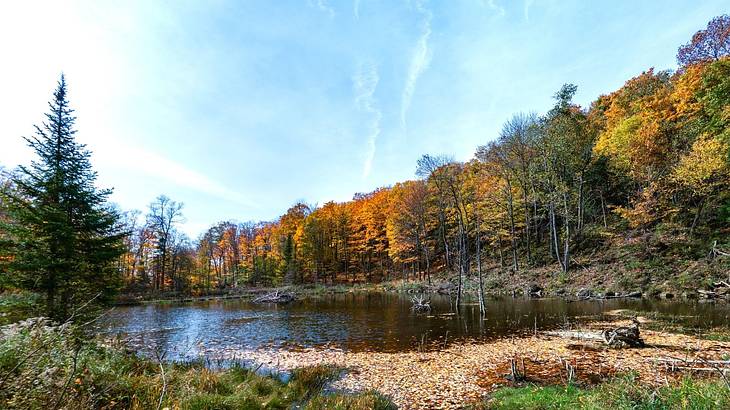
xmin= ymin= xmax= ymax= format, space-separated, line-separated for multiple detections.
xmin=99 ymin=16 xmax=730 ymax=302
xmin=1 ymin=12 xmax=729 ymax=410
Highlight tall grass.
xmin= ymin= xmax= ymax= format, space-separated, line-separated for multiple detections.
xmin=0 ymin=319 xmax=394 ymax=409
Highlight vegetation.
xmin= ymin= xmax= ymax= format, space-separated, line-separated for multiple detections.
xmin=484 ymin=375 xmax=730 ymax=409
xmin=99 ymin=15 xmax=730 ymax=304
xmin=0 ymin=318 xmax=394 ymax=409
xmin=0 ymin=12 xmax=729 ymax=410
xmin=1 ymin=17 xmax=728 ymax=309
xmin=0 ymin=76 xmax=125 ymax=320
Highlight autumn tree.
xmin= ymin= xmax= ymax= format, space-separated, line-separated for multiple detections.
xmin=678 ymin=15 xmax=730 ymax=67
xmin=147 ymin=195 xmax=184 ymax=291
xmin=386 ymin=180 xmax=431 ymax=283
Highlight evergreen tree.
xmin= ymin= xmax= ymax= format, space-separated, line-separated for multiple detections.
xmin=0 ymin=75 xmax=124 ymax=321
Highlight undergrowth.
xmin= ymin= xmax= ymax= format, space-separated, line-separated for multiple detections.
xmin=0 ymin=318 xmax=394 ymax=409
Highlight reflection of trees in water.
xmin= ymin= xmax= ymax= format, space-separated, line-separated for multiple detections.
xmin=100 ymin=294 xmax=730 ymax=360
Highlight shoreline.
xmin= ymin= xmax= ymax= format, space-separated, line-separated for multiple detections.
xmin=112 ymin=280 xmax=730 ymax=307
xmin=211 ymin=319 xmax=730 ymax=409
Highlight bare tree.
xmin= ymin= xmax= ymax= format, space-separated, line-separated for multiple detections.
xmin=147 ymin=195 xmax=184 ymax=292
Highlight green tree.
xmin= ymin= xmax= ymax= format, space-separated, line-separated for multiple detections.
xmin=0 ymin=75 xmax=124 ymax=320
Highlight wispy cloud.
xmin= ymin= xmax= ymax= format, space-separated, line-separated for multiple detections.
xmin=352 ymin=62 xmax=381 ymax=178
xmin=308 ymin=0 xmax=335 ymax=18
xmin=353 ymin=0 xmax=361 ymax=20
xmin=98 ymin=142 xmax=258 ymax=208
xmin=401 ymin=0 xmax=432 ymax=131
xmin=524 ymin=0 xmax=534 ymax=22
xmin=484 ymin=0 xmax=506 ymax=17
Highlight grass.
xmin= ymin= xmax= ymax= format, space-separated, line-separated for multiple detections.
xmin=0 ymin=319 xmax=395 ymax=409
xmin=484 ymin=374 xmax=730 ymax=409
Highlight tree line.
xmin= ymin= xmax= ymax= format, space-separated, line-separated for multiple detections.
xmin=1 ymin=16 xmax=728 ymax=318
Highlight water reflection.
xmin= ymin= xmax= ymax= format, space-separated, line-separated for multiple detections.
xmin=97 ymin=292 xmax=730 ymax=361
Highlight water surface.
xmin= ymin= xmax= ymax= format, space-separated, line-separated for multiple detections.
xmin=98 ymin=292 xmax=730 ymax=361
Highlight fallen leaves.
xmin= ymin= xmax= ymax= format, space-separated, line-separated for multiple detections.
xmin=211 ymin=320 xmax=730 ymax=409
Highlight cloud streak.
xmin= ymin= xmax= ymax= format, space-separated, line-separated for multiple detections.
xmin=524 ymin=0 xmax=534 ymax=21
xmin=97 ymin=142 xmax=258 ymax=208
xmin=353 ymin=62 xmax=381 ymax=178
xmin=353 ymin=0 xmax=361 ymax=20
xmin=309 ymin=0 xmax=335 ymax=18
xmin=485 ymin=0 xmax=506 ymax=17
xmin=401 ymin=0 xmax=432 ymax=132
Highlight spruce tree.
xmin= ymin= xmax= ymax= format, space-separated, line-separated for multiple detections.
xmin=0 ymin=75 xmax=124 ymax=321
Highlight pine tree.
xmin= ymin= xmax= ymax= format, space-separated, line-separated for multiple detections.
xmin=0 ymin=75 xmax=124 ymax=321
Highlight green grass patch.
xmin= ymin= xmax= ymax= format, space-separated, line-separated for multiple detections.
xmin=484 ymin=375 xmax=730 ymax=409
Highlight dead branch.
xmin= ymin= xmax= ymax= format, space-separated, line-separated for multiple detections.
xmin=154 ymin=349 xmax=167 ymax=410
xmin=410 ymin=294 xmax=431 ymax=312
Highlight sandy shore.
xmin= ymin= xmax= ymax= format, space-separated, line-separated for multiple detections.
xmin=215 ymin=320 xmax=730 ymax=409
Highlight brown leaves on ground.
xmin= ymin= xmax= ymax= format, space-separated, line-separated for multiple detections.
xmin=231 ymin=321 xmax=730 ymax=409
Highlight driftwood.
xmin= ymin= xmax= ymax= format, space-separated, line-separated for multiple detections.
xmin=652 ymin=357 xmax=730 ymax=387
xmin=708 ymin=241 xmax=730 ymax=259
xmin=698 ymin=289 xmax=718 ymax=299
xmin=505 ymin=358 xmax=527 ymax=382
xmin=252 ymin=290 xmax=296 ymax=304
xmin=410 ymin=294 xmax=431 ymax=312
xmin=546 ymin=319 xmax=644 ymax=348
xmin=602 ymin=318 xmax=644 ymax=347
xmin=544 ymin=330 xmax=606 ymax=341
xmin=573 ymin=290 xmax=643 ymax=302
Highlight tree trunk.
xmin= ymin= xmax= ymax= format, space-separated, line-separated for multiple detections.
xmin=506 ymin=180 xmax=519 ymax=272
xmin=562 ymin=193 xmax=570 ymax=273
xmin=600 ymin=190 xmax=608 ymax=228
xmin=689 ymin=197 xmax=706 ymax=237
xmin=476 ymin=217 xmax=486 ymax=316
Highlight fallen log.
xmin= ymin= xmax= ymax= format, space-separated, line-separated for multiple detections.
xmin=544 ymin=330 xmax=605 ymax=341
xmin=252 ymin=290 xmax=296 ymax=304
xmin=698 ymin=289 xmax=718 ymax=299
xmin=546 ymin=319 xmax=645 ymax=348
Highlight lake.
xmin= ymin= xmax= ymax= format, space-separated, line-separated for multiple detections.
xmin=98 ymin=292 xmax=730 ymax=362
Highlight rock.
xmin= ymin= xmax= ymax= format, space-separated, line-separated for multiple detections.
xmin=683 ymin=291 xmax=698 ymax=299
xmin=576 ymin=288 xmax=593 ymax=298
xmin=626 ymin=291 xmax=642 ymax=298
xmin=436 ymin=282 xmax=454 ymax=295
xmin=526 ymin=284 xmax=543 ymax=298
xmin=605 ymin=291 xmax=616 ymax=297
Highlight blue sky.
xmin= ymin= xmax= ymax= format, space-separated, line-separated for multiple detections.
xmin=0 ymin=0 xmax=726 ymax=236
